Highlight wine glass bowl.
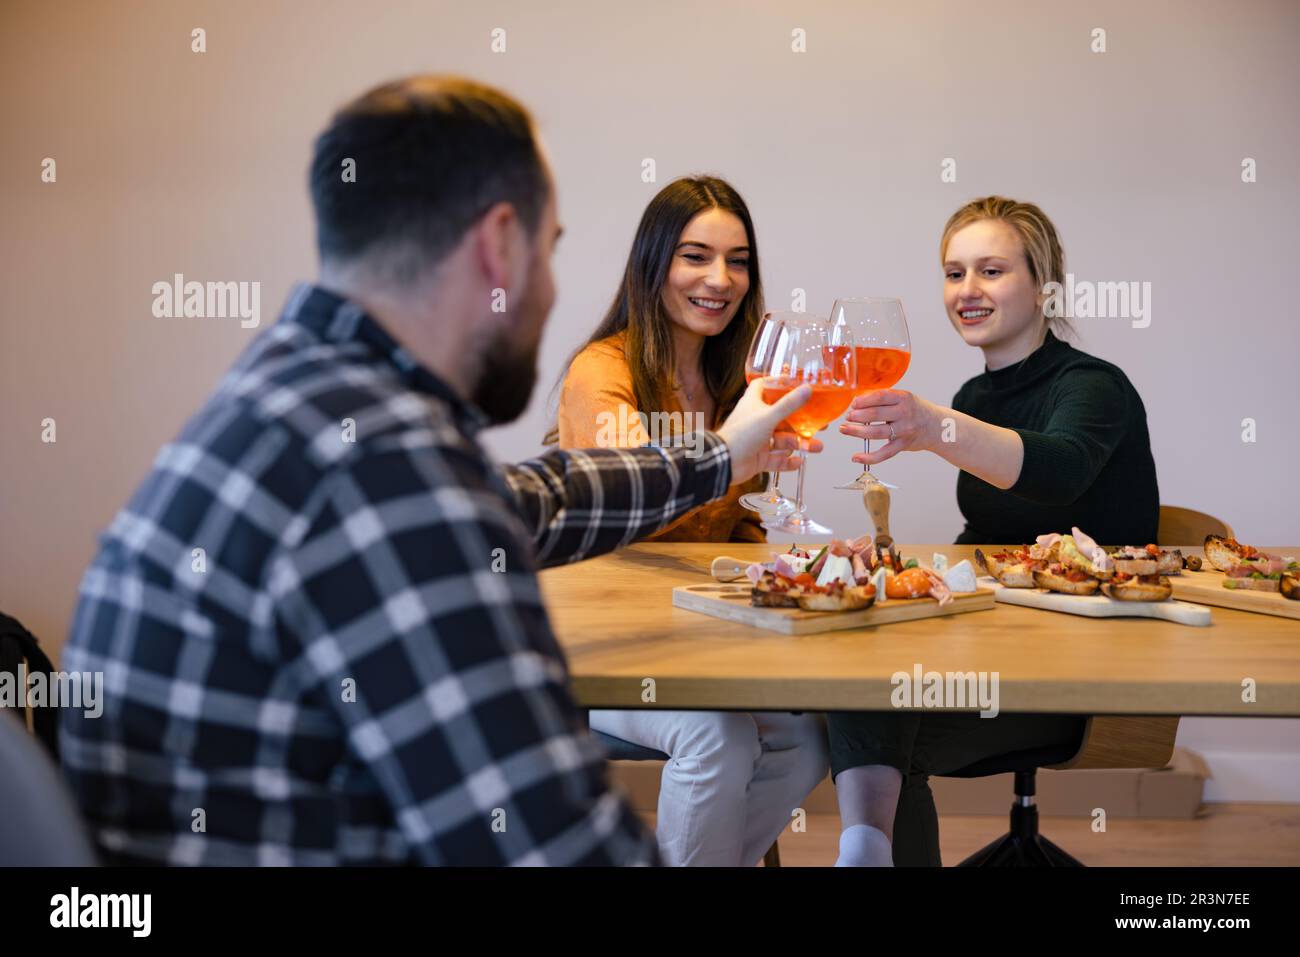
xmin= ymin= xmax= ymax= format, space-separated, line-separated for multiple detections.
xmin=759 ymin=376 xmax=856 ymax=440
xmin=738 ymin=311 xmax=801 ymax=517
xmin=829 ymin=298 xmax=911 ymax=490
xmin=758 ymin=314 xmax=856 ymax=537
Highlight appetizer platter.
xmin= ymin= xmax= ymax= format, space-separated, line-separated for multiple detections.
xmin=974 ymin=527 xmax=1212 ymax=627
xmin=1166 ymin=535 xmax=1300 ymax=621
xmin=673 ymin=537 xmax=994 ymax=636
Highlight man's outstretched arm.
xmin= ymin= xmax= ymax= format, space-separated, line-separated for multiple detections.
xmin=502 ymin=433 xmax=732 ymax=569
xmin=502 ymin=378 xmax=818 ymax=569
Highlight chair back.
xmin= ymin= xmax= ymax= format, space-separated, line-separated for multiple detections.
xmin=1158 ymin=506 xmax=1234 ymax=546
xmin=1045 ymin=715 xmax=1179 ymax=771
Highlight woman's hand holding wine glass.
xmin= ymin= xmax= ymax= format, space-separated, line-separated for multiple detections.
xmin=840 ymin=388 xmax=946 ymax=465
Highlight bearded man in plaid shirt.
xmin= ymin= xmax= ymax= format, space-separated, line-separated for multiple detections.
xmin=60 ymin=75 xmax=818 ymax=866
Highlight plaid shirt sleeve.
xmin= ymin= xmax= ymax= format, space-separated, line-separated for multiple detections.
xmin=500 ymin=431 xmax=733 ymax=569
xmin=273 ymin=432 xmax=688 ymax=865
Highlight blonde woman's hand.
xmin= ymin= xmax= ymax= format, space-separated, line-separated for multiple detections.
xmin=839 ymin=389 xmax=944 ymax=465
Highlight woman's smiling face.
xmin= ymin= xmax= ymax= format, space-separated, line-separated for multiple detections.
xmin=661 ymin=208 xmax=751 ymax=338
xmin=943 ymin=218 xmax=1043 ymax=353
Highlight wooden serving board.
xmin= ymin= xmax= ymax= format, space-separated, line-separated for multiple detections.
xmin=671 ymin=583 xmax=995 ymax=635
xmin=1168 ymin=567 xmax=1300 ymax=621
xmin=979 ymin=577 xmax=1211 ymax=626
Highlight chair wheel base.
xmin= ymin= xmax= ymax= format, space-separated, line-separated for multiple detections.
xmin=956 ymin=831 xmax=1083 ymax=867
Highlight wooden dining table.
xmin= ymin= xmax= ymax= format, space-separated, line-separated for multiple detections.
xmin=539 ymin=543 xmax=1300 ymax=716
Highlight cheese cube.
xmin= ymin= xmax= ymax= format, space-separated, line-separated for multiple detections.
xmin=943 ymin=559 xmax=977 ymax=593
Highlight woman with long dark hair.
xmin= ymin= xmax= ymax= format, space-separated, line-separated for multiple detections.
xmin=546 ymin=176 xmax=769 ymax=541
xmin=546 ymin=176 xmax=828 ymax=865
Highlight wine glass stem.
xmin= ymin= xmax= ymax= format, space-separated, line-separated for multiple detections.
xmin=793 ymin=440 xmax=808 ymax=517
xmin=862 ymin=437 xmax=871 ymax=474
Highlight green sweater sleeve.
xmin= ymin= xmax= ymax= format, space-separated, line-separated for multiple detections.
xmin=1008 ymin=368 xmax=1131 ymax=506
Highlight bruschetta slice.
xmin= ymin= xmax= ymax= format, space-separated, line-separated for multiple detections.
xmin=1033 ymin=565 xmax=1101 ymax=595
xmin=974 ymin=548 xmax=1038 ymax=588
xmin=796 ymin=583 xmax=876 ymax=612
xmin=1204 ymin=535 xmax=1256 ymax=572
xmin=1103 ymin=574 xmax=1172 ymax=602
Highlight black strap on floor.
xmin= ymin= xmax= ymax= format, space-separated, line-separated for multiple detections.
xmin=0 ymin=611 xmax=60 ymax=759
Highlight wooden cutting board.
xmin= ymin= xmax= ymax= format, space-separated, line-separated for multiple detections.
xmin=979 ymin=577 xmax=1211 ymax=626
xmin=1168 ymin=567 xmax=1300 ymax=621
xmin=671 ymin=583 xmax=995 ymax=635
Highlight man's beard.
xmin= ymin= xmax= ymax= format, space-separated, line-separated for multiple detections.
xmin=471 ymin=332 xmax=539 ymax=426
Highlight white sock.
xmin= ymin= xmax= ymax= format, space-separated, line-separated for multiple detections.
xmin=835 ymin=824 xmax=894 ymax=867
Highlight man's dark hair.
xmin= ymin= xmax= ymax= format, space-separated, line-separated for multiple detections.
xmin=310 ymin=75 xmax=547 ymax=282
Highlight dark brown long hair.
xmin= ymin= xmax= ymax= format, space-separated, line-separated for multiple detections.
xmin=543 ymin=175 xmax=764 ymax=444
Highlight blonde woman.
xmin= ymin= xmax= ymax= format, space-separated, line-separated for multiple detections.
xmin=547 ymin=176 xmax=828 ymax=866
xmin=829 ymin=197 xmax=1160 ymax=866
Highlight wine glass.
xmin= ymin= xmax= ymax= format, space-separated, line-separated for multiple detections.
xmin=738 ymin=311 xmax=798 ymax=517
xmin=829 ymin=298 xmax=911 ymax=490
xmin=758 ymin=315 xmax=857 ymax=537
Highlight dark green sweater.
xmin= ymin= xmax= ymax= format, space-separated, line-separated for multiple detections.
xmin=951 ymin=330 xmax=1159 ymax=546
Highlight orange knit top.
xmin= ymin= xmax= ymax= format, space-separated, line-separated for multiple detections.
xmin=555 ymin=331 xmax=766 ymax=543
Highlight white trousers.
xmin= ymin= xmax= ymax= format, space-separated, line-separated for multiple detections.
xmin=590 ymin=709 xmax=829 ymax=866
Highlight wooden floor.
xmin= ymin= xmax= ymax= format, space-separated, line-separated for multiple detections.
xmin=640 ymin=805 xmax=1300 ymax=866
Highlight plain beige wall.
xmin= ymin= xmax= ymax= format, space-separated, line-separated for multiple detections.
xmin=3 ymin=1 xmax=1298 ymax=793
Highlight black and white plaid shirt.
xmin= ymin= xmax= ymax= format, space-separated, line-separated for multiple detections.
xmin=61 ymin=283 xmax=734 ymax=866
